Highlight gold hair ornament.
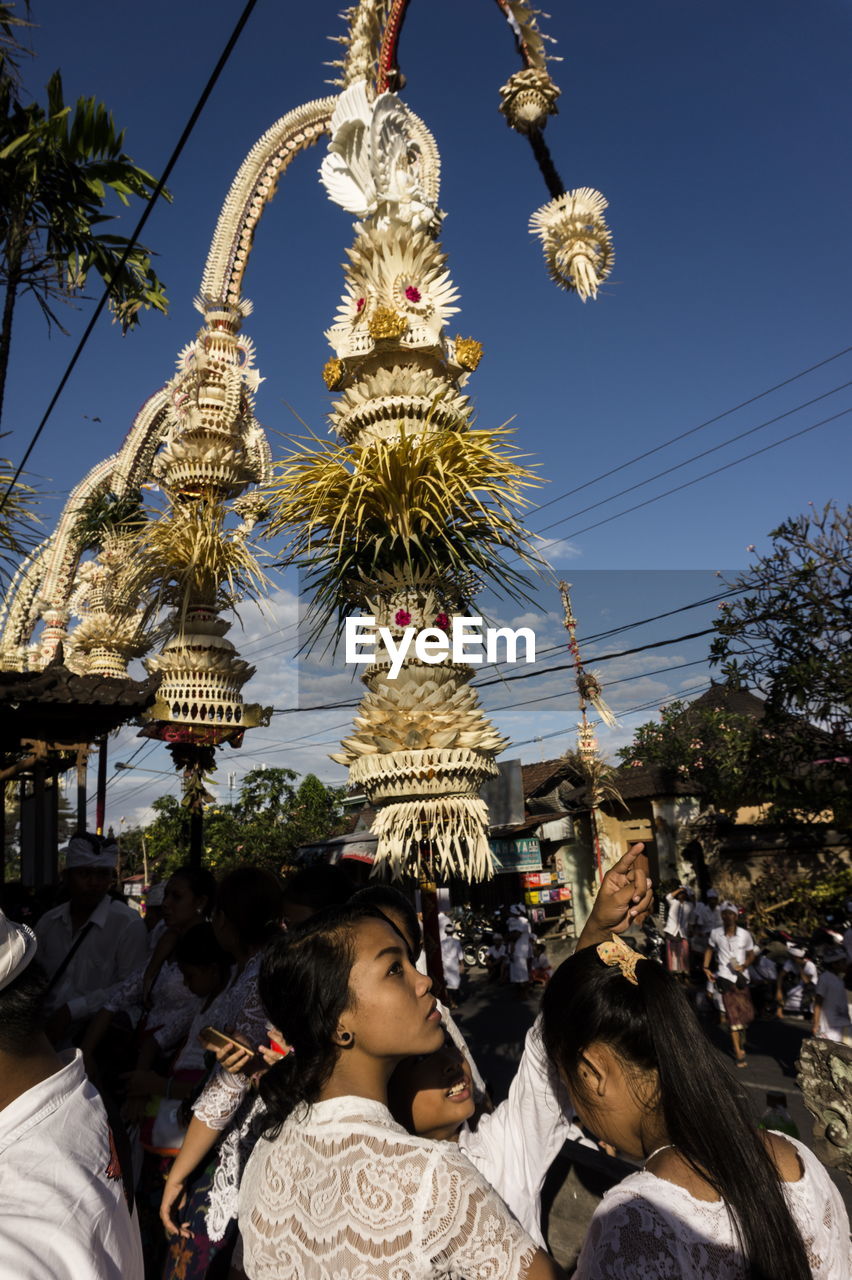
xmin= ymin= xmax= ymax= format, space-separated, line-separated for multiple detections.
xmin=597 ymin=934 xmax=641 ymax=985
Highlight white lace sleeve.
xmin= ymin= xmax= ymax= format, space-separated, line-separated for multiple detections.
xmin=574 ymin=1196 xmax=686 ymax=1279
xmin=420 ymin=1143 xmax=538 ymax=1279
xmin=192 ymin=957 xmax=266 ymax=1132
xmin=150 ymin=999 xmax=198 ymax=1054
xmin=103 ymin=964 xmax=145 ymax=1014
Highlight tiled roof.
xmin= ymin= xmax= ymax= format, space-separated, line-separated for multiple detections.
xmin=521 ymin=757 xmax=581 ymax=798
xmin=681 ymin=683 xmax=767 ymax=721
xmin=560 ymin=763 xmax=699 ymax=807
xmin=0 ymin=665 xmax=159 ymax=749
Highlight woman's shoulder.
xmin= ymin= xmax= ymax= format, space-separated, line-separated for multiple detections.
xmin=764 ymin=1131 xmax=840 ymax=1192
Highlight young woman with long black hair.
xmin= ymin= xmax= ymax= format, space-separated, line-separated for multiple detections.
xmin=540 ymin=934 xmax=851 ymax=1279
xmin=239 ymin=901 xmax=560 ymax=1278
xmin=239 ymin=847 xmax=652 ymax=1278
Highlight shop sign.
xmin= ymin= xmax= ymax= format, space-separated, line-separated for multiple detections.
xmin=489 ymin=836 xmax=542 ymax=874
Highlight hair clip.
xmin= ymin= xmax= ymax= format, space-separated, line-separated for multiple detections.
xmin=597 ymin=934 xmax=641 ymax=985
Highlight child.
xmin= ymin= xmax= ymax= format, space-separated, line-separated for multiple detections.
xmin=485 ymin=931 xmax=508 ymax=983
xmin=530 ymin=941 xmax=552 ymax=985
xmin=388 ymin=1016 xmax=598 ymax=1249
xmin=440 ymin=922 xmax=465 ymax=1009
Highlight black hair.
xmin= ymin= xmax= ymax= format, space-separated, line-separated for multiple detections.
xmin=351 ymin=883 xmax=421 ymax=958
xmin=281 ymin=863 xmax=355 ymax=913
xmin=0 ymin=960 xmax=50 ymax=1052
xmin=216 ymin=866 xmax=285 ymax=946
xmin=174 ymin=921 xmax=231 ymax=973
xmin=168 ymin=865 xmax=218 ymax=914
xmin=541 ymin=948 xmax=811 ymax=1280
xmin=257 ymin=902 xmax=384 ymax=1137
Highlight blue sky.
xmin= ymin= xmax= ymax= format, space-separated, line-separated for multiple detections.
xmin=4 ymin=1 xmax=851 ymax=826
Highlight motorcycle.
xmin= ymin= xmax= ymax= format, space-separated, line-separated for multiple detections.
xmin=453 ymin=911 xmax=493 ymax=968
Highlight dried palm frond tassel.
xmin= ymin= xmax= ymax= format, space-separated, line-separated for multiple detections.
xmin=577 ymin=668 xmax=618 ymax=727
xmin=529 ymin=188 xmax=613 ymax=301
xmin=370 ymin=796 xmax=494 ymax=882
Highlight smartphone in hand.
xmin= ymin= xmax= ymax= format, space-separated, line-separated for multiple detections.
xmin=199 ymin=1026 xmax=256 ymax=1055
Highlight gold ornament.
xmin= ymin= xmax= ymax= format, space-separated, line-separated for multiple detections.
xmin=322 ymin=357 xmax=345 ymax=389
xmin=455 ymin=337 xmax=483 ymax=371
xmin=368 ymin=306 xmax=408 ymax=341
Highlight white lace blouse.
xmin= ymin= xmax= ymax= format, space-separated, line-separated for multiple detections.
xmin=573 ymin=1136 xmax=851 ymax=1279
xmin=239 ymin=1095 xmax=539 ymax=1279
xmin=189 ymin=954 xmax=267 ymax=1240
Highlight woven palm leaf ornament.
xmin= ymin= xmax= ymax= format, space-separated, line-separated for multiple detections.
xmin=263 ymin=2 xmax=616 ymax=881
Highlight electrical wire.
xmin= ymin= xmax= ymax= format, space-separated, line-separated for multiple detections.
xmin=0 ymin=0 xmax=260 ymax=514
xmin=533 ymin=406 xmax=851 ymax=543
xmin=534 ymin=380 xmax=852 ymax=536
xmin=484 ymin=656 xmax=709 ymax=715
xmin=527 ymin=345 xmax=852 ymax=517
xmin=506 ymin=683 xmax=713 ymax=751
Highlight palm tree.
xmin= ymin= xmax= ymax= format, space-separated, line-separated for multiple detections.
xmin=0 ymin=39 xmax=169 ymax=420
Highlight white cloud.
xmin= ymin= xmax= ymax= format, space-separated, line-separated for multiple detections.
xmin=536 ymin=537 xmax=583 ymax=565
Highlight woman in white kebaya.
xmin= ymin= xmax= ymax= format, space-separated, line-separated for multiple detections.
xmin=540 ymin=934 xmax=851 ymax=1280
xmin=239 ymin=902 xmax=560 ymax=1279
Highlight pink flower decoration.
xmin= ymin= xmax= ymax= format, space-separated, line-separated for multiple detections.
xmin=355 ymin=297 xmax=365 ymax=312
xmin=434 ymin=613 xmax=449 ymax=630
xmin=405 ymin=285 xmax=421 ymax=303
xmin=395 ymin=609 xmax=411 ymax=627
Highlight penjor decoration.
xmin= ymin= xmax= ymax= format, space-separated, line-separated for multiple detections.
xmin=265 ymin=81 xmax=541 ymax=879
xmin=1 ymin=0 xmax=613 ymax=875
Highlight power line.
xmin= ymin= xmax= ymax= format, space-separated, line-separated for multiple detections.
xmin=505 ymin=683 xmax=713 ymax=751
xmin=267 ymin=623 xmax=718 ymax=715
xmin=484 ymin=656 xmax=709 ymax=715
xmin=536 ymin=406 xmax=851 ymax=543
xmin=0 ymin=0 xmax=260 ymax=513
xmin=474 ymin=626 xmax=716 ymax=690
xmin=534 ymin=380 xmax=852 ymax=536
xmin=526 ymin=344 xmax=852 ymax=518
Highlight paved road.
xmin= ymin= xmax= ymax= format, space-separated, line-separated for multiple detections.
xmin=453 ymin=966 xmax=852 ymax=1271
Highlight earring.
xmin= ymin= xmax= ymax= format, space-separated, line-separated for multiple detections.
xmin=338 ymin=1031 xmax=353 ymax=1045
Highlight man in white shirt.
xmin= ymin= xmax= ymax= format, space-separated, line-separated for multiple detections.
xmin=35 ymin=833 xmax=147 ymax=1045
xmin=812 ymin=947 xmax=851 ymax=1043
xmin=0 ymin=907 xmax=143 ymax=1279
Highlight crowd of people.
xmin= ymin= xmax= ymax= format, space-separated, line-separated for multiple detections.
xmin=662 ymin=884 xmax=852 ymax=1066
xmin=0 ymin=835 xmax=850 ymax=1279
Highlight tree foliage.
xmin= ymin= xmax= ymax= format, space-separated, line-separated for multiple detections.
xmin=139 ymin=768 xmax=347 ymax=879
xmin=0 ymin=7 xmax=169 ymax=419
xmin=617 ymin=699 xmax=758 ymax=817
xmin=710 ymin=501 xmax=851 ymax=824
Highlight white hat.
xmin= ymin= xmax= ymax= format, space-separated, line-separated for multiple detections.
xmin=719 ymin=900 xmax=739 ymax=914
xmin=146 ymin=882 xmax=166 ymax=907
xmin=0 ymin=908 xmax=38 ymax=993
xmin=62 ymin=834 xmax=117 ymax=870
xmin=509 ymin=903 xmax=526 ymax=916
xmin=706 ymin=888 xmax=719 ymax=898
xmin=788 ymin=946 xmax=806 ymax=959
